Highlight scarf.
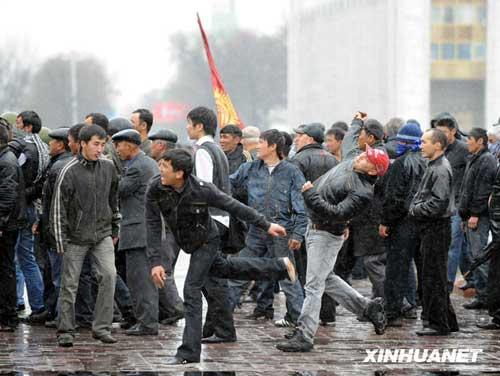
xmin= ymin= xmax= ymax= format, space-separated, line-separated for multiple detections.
xmin=25 ymin=133 xmax=50 ymax=183
xmin=396 ymin=140 xmax=421 ymax=157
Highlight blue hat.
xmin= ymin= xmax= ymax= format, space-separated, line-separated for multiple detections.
xmin=397 ymin=120 xmax=422 ymax=143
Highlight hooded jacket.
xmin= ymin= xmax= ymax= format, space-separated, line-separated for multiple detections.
xmin=50 ymin=154 xmax=121 ymax=253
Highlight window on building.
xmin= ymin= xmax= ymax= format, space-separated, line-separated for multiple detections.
xmin=457 ymin=44 xmax=471 ymax=59
xmin=431 ymin=43 xmax=439 ymax=60
xmin=432 ymin=6 xmax=442 ymax=24
xmin=473 ymin=43 xmax=486 ymax=60
xmin=441 ymin=43 xmax=455 ymax=60
xmin=444 ymin=6 xmax=454 ymax=24
xmin=477 ymin=6 xmax=487 ymax=26
xmin=455 ymin=4 xmax=474 ymax=24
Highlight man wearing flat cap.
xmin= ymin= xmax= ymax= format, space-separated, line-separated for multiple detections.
xmin=111 ymin=129 xmax=161 ymax=335
xmin=149 ymin=129 xmax=178 ymax=161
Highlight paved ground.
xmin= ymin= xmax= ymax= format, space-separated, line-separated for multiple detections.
xmin=2 ymin=253 xmax=500 ymax=375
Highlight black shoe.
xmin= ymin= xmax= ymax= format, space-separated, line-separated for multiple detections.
xmin=402 ymin=307 xmax=418 ymax=320
xmin=92 ymin=332 xmax=117 ymax=344
xmin=16 ymin=304 xmax=25 ymax=313
xmin=284 ymin=327 xmax=300 ymax=340
xmin=463 ymin=300 xmax=487 ymax=310
xmin=476 ymin=321 xmax=500 ymax=330
xmin=244 ymin=311 xmax=273 ymax=320
xmin=125 ymin=325 xmax=158 ymax=336
xmin=201 ymin=335 xmax=236 ymax=344
xmin=363 ymin=297 xmax=386 ymax=335
xmin=416 ymin=327 xmax=450 ymax=336
xmin=24 ymin=310 xmax=49 ymax=325
xmin=120 ymin=318 xmax=137 ymax=330
xmin=160 ymin=312 xmax=184 ymax=325
xmin=167 ymin=357 xmax=197 ymax=365
xmin=276 ymin=330 xmax=313 ymax=352
xmin=57 ymin=333 xmax=74 ymax=347
xmin=386 ymin=317 xmax=403 ymax=327
xmin=319 ymin=320 xmax=335 ymax=326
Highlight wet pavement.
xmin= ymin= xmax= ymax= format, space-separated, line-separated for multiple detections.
xmin=1 ymin=255 xmax=500 ymax=375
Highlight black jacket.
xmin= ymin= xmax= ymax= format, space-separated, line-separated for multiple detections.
xmin=303 ymin=159 xmax=375 ymax=235
xmin=145 ymin=174 xmax=271 ymax=267
xmin=50 ymin=154 xmax=121 ymax=252
xmin=489 ymin=166 xmax=500 ymax=222
xmin=0 ymin=145 xmax=25 ymax=231
xmin=290 ymin=143 xmax=338 ymax=182
xmin=225 ymin=143 xmax=251 ymax=175
xmin=40 ymin=151 xmax=73 ymax=248
xmin=409 ymin=154 xmax=453 ymax=220
xmin=458 ymin=147 xmax=497 ymax=220
xmin=381 ymin=150 xmax=426 ymax=227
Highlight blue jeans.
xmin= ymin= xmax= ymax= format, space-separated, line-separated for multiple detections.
xmin=228 ymin=229 xmax=304 ymax=321
xmin=15 ymin=204 xmax=45 ymax=313
xmin=298 ymin=228 xmax=369 ymax=343
xmin=465 ymin=216 xmax=491 ymax=303
xmin=447 ymin=214 xmax=471 ymax=284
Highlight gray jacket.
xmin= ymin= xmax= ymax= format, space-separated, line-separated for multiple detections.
xmin=118 ymin=152 xmax=159 ymax=250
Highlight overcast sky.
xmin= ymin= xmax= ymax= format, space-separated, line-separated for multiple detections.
xmin=0 ymin=0 xmax=288 ymax=112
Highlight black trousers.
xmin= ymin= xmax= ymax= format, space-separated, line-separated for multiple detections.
xmin=176 ymin=236 xmax=287 ymax=362
xmin=420 ymin=218 xmax=458 ymax=332
xmin=488 ymin=219 xmax=500 ymax=324
xmin=384 ymin=218 xmax=420 ymax=319
xmin=0 ymin=230 xmax=18 ymax=327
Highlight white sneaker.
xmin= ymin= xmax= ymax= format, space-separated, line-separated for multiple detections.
xmin=282 ymin=257 xmax=297 ymax=283
xmin=274 ymin=318 xmax=295 ymax=328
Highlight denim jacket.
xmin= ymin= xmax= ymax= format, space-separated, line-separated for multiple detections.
xmin=230 ymin=159 xmax=308 ymax=242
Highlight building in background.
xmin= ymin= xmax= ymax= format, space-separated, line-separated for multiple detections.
xmin=288 ymin=0 xmax=497 ymax=131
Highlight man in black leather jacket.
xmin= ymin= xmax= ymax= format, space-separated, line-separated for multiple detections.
xmin=276 ymin=112 xmax=389 ymax=353
xmin=0 ymin=121 xmax=25 ymax=331
xmin=409 ymin=128 xmax=459 ymax=336
xmin=146 ymin=149 xmax=292 ymax=364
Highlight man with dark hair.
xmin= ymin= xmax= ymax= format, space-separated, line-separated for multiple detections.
xmin=219 ymin=124 xmax=252 ymax=174
xmin=380 ymin=120 xmax=426 ymax=327
xmin=432 ymin=112 xmax=471 ymax=293
xmin=276 ymin=112 xmax=389 ymax=353
xmin=0 ymin=123 xmax=25 ymax=331
xmin=384 ymin=117 xmax=405 ymax=159
xmin=291 ymin=123 xmax=338 ymax=326
xmin=37 ymin=128 xmax=74 ymax=325
xmin=146 ymin=148 xmax=293 ymax=364
xmin=229 ymin=129 xmax=307 ymax=327
xmin=325 ymin=127 xmax=344 ymax=162
xmin=131 ymin=109 xmax=153 ymax=156
xmin=51 ymin=125 xmax=120 ymax=347
xmin=331 ymin=121 xmax=348 ymax=132
xmin=14 ymin=110 xmax=49 ymax=323
xmin=111 ymin=129 xmax=160 ymax=336
xmin=186 ymin=106 xmax=236 ymax=343
xmin=410 ymin=128 xmax=458 ymax=336
xmin=85 ymin=113 xmax=109 ymax=133
xmin=68 ymin=123 xmax=86 ymax=156
xmin=458 ymin=128 xmax=497 ymax=310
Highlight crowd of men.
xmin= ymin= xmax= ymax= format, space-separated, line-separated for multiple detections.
xmin=1 ymin=107 xmax=500 ymax=364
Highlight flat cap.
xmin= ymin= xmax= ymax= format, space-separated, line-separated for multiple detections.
xmin=112 ymin=129 xmax=141 ymax=145
xmin=148 ymin=129 xmax=178 ymax=143
xmin=48 ymin=127 xmax=70 ymax=140
xmin=108 ymin=117 xmax=133 ymax=136
xmin=294 ymin=123 xmax=325 ymax=143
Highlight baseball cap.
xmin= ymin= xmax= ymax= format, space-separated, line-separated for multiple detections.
xmin=365 ymin=144 xmax=389 ymax=176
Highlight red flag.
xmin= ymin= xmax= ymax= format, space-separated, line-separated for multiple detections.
xmin=197 ymin=13 xmax=244 ymax=129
